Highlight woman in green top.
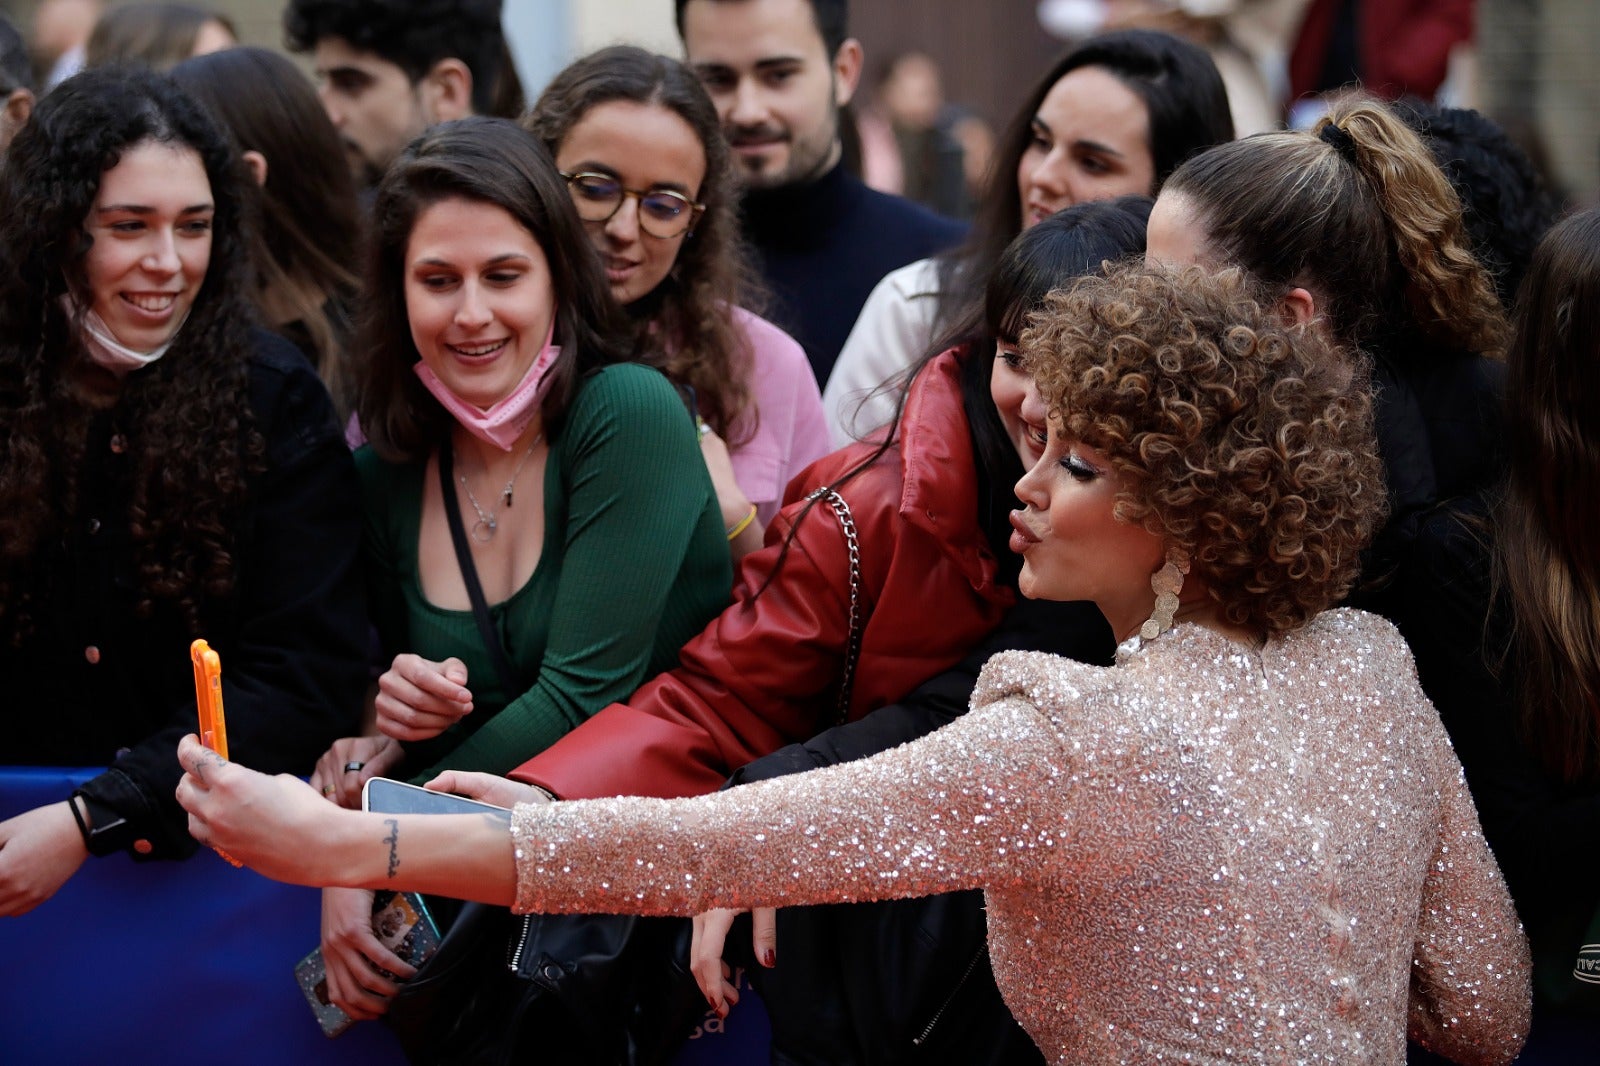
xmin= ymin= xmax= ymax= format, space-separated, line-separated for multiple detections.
xmin=306 ymin=118 xmax=731 ymax=1020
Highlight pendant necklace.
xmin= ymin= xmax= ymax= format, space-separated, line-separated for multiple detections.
xmin=459 ymin=435 xmax=542 ymax=543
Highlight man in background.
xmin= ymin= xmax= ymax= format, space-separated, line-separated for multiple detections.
xmin=284 ymin=0 xmax=523 ymax=188
xmin=678 ymin=0 xmax=965 ymax=385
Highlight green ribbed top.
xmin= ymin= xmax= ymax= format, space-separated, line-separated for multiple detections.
xmin=358 ymin=363 xmax=732 ymax=778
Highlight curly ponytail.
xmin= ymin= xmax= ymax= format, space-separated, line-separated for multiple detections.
xmin=1319 ymin=98 xmax=1508 ymax=358
xmin=1163 ymin=92 xmax=1507 ymax=361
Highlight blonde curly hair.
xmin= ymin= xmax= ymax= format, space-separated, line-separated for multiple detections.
xmin=1022 ymin=263 xmax=1387 ymax=633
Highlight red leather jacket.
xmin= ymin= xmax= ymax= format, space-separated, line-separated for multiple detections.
xmin=511 ymin=348 xmax=1013 ymax=799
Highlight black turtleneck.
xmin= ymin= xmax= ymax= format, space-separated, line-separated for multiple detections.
xmin=740 ymin=161 xmax=965 ymax=386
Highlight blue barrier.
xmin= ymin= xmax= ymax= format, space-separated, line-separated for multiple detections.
xmin=1 ymin=767 xmax=767 ymax=1065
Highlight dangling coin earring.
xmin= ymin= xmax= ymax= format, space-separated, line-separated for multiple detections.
xmin=1140 ymin=549 xmax=1192 ymax=640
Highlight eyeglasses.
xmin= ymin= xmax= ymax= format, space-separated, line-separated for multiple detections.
xmin=560 ymin=171 xmax=705 ymax=239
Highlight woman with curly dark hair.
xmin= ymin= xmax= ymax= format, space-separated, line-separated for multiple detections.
xmin=0 ymin=66 xmax=367 ymax=915
xmin=183 ymin=262 xmax=1531 ymax=1064
xmin=526 ymin=45 xmax=830 ymax=558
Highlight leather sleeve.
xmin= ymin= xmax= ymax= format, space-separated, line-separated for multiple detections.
xmin=509 ymin=488 xmax=869 ymax=800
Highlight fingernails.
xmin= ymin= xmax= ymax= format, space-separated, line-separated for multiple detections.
xmin=761 ymin=947 xmax=775 ymax=968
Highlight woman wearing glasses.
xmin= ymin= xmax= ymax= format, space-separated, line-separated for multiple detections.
xmin=526 ymin=46 xmax=830 ymax=559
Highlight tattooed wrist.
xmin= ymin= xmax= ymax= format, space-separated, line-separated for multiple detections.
xmin=382 ymin=818 xmax=400 ymax=879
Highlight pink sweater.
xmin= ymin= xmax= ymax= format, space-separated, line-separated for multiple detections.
xmin=727 ymin=306 xmax=831 ymax=525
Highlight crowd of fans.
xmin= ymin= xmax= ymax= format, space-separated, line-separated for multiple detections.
xmin=1 ymin=1 xmax=1595 ymax=1064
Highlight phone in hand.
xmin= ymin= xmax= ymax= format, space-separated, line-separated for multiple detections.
xmin=291 ymin=778 xmax=504 ymax=1036
xmin=362 ymin=776 xmax=509 ymax=816
xmin=190 ymin=638 xmax=228 ymax=758
xmin=294 ymin=891 xmax=443 ymax=1038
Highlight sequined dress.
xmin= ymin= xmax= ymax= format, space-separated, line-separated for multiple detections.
xmin=511 ymin=609 xmax=1530 ymax=1064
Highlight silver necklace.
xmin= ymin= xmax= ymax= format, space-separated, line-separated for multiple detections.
xmin=459 ymin=435 xmax=541 ymax=543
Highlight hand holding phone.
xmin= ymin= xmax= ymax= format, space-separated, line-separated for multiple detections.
xmin=190 ymin=639 xmax=241 ymax=867
xmin=362 ymin=776 xmax=509 ymax=816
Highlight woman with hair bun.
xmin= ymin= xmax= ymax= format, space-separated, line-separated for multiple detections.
xmin=182 ymin=261 xmax=1531 ymax=1064
xmin=0 ymin=65 xmax=367 ymax=914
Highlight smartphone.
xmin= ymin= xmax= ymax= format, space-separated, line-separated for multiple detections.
xmin=362 ymin=776 xmax=508 ymax=816
xmin=294 ymin=891 xmax=443 ymax=1038
xmin=291 ymin=778 xmax=501 ymax=1035
xmin=189 ymin=638 xmax=228 ymax=758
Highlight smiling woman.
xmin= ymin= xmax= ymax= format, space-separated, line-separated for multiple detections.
xmin=0 ymin=65 xmax=368 ymax=917
xmin=308 ymin=117 xmax=733 ymax=1021
xmin=81 ymin=141 xmax=213 ymax=355
xmin=824 ymin=29 xmax=1234 ymax=444
xmin=403 ymin=197 xmax=557 ymax=413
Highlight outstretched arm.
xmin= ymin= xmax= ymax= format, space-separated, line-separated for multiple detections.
xmin=178 ymin=694 xmax=1071 ymax=916
xmin=176 ymin=735 xmax=517 ymax=906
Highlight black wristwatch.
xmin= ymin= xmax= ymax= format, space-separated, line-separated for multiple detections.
xmin=70 ymin=789 xmax=136 ymax=857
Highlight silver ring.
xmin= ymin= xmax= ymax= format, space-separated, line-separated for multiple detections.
xmin=343 ymin=761 xmax=365 ymax=773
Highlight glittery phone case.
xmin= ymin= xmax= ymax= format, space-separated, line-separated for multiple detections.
xmin=294 ymin=890 xmax=443 ymax=1037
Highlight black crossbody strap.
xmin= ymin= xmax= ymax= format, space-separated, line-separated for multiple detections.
xmin=438 ymin=439 xmax=524 ymax=696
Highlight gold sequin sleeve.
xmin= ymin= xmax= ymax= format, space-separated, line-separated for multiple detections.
xmin=509 ymin=694 xmax=1078 ymax=917
xmin=1407 ymin=743 xmax=1533 ymax=1064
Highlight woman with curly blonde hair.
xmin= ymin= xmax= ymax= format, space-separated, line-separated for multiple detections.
xmin=183 ymin=262 xmax=1530 ymax=1065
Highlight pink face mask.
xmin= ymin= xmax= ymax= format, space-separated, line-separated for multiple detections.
xmin=413 ymin=316 xmax=561 ymax=452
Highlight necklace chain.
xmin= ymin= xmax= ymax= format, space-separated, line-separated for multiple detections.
xmin=459 ymin=435 xmax=541 ymax=543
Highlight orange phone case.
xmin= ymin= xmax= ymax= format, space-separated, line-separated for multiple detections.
xmin=190 ymin=639 xmax=241 ymax=867
xmin=190 ymin=638 xmax=228 ymax=759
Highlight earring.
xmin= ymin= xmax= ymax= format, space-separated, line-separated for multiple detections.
xmin=1140 ymin=549 xmax=1191 ymax=640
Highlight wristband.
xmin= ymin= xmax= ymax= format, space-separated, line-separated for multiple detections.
xmin=67 ymin=793 xmax=93 ymax=847
xmin=70 ymin=788 xmax=135 ymax=857
xmin=726 ymin=503 xmax=758 ymax=541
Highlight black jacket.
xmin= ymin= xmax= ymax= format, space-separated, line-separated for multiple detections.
xmin=4 ymin=331 xmax=369 ymax=858
xmin=742 ymin=162 xmax=966 ymax=385
xmin=724 ymin=596 xmax=1114 ymax=1066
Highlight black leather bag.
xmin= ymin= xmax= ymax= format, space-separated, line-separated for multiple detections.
xmin=384 ymin=902 xmax=703 ymax=1066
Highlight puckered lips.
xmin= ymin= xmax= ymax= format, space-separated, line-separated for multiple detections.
xmin=1009 ymin=509 xmax=1043 ymax=555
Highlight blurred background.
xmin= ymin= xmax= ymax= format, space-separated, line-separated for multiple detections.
xmin=3 ymin=0 xmax=1595 ymax=204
